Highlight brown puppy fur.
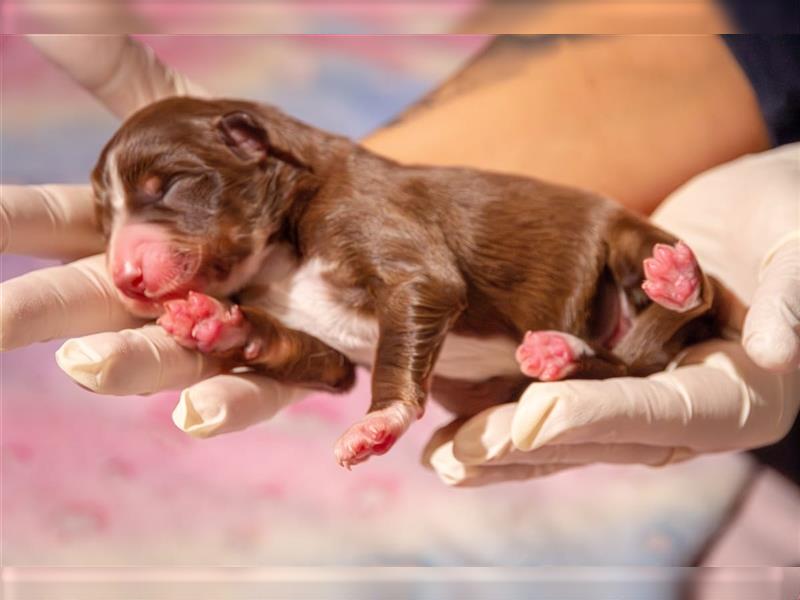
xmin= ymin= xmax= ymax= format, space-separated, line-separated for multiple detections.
xmin=93 ymin=97 xmax=739 ymax=468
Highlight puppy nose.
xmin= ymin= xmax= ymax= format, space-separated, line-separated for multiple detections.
xmin=114 ymin=261 xmax=146 ymax=298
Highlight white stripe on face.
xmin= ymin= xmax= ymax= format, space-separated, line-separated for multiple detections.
xmin=104 ymin=147 xmax=131 ymax=272
xmin=106 ymin=147 xmax=128 ymax=217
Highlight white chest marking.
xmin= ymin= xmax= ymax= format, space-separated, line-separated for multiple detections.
xmin=246 ymin=255 xmax=521 ymax=382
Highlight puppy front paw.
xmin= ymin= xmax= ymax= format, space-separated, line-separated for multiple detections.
xmin=158 ymin=291 xmax=251 ymax=354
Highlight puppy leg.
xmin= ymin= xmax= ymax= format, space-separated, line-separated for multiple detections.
xmin=159 ymin=292 xmax=355 ymax=392
xmin=516 ymin=330 xmax=628 ymax=381
xmin=605 ymin=215 xmax=717 ymax=374
xmin=334 ymin=276 xmax=466 ymax=469
xmin=238 ymin=306 xmax=356 ymax=392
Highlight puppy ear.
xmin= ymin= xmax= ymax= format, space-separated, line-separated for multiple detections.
xmin=217 ymin=111 xmax=269 ymax=163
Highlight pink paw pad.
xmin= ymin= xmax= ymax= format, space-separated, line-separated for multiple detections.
xmin=158 ymin=291 xmax=250 ymax=353
xmin=641 ymin=241 xmax=701 ymax=312
xmin=334 ymin=405 xmax=417 ymax=469
xmin=516 ymin=331 xmax=584 ymax=381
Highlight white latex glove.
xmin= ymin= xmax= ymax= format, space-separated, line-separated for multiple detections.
xmin=1 ymin=35 xmax=308 ymax=437
xmin=424 ymin=143 xmax=800 ymax=486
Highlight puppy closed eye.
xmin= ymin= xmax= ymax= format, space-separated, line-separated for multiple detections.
xmin=136 ymin=174 xmax=180 ymax=205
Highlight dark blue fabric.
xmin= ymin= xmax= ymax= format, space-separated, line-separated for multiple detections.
xmin=722 ymin=35 xmax=800 ymax=146
xmin=718 ymin=0 xmax=800 ymax=34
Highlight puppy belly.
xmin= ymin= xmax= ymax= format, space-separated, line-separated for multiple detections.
xmin=273 ymin=309 xmax=521 ymax=383
xmin=250 ymin=256 xmax=521 ymax=382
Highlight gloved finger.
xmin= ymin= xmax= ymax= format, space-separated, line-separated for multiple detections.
xmin=55 ymin=325 xmax=222 ymax=396
xmin=28 ymin=35 xmax=209 ymax=120
xmin=421 ymin=417 xmax=687 ymax=486
xmin=1 ymin=184 xmax=104 ymax=259
xmin=0 ymin=254 xmax=143 ymax=351
xmin=174 ymin=374 xmax=309 ymax=439
xmin=449 ymin=403 xmax=694 ymax=466
xmin=18 ymin=0 xmax=150 ymax=35
xmin=487 ymin=443 xmax=694 ymax=467
xmin=743 ymin=233 xmax=800 ymax=372
xmin=511 ymin=339 xmax=797 ymax=453
xmin=420 ymin=418 xmax=465 ymax=468
xmin=423 ymin=431 xmax=577 ymax=487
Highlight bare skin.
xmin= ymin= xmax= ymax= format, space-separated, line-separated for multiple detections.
xmin=363 ymin=35 xmax=769 ymax=216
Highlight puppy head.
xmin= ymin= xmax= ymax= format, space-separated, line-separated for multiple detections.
xmin=92 ymin=97 xmax=317 ymax=316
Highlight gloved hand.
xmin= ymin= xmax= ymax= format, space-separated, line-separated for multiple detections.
xmin=423 ymin=143 xmax=800 ymax=486
xmin=1 ymin=35 xmax=308 ymax=437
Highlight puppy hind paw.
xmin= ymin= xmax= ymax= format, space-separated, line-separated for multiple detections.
xmin=642 ymin=241 xmax=701 ymax=312
xmin=516 ymin=330 xmax=591 ymax=381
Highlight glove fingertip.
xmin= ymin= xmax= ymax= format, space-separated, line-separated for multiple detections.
xmin=173 ymin=388 xmax=225 ymax=438
xmin=511 ymin=385 xmax=563 ymax=451
xmin=55 ymin=338 xmax=108 ymax=393
xmin=743 ymin=329 xmax=800 ymax=373
xmin=426 ymin=440 xmax=471 ymax=487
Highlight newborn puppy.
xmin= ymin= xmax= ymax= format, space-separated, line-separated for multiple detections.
xmin=92 ymin=97 xmax=737 ymax=468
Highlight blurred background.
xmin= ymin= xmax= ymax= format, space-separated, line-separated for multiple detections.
xmin=0 ymin=0 xmax=739 ymax=34
xmin=1 ymin=2 xmax=798 ymax=599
